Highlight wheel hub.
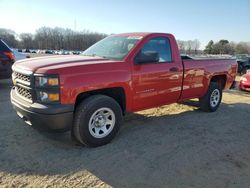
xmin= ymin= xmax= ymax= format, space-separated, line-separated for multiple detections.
xmin=94 ymin=115 xmax=106 ymax=127
xmin=88 ymin=107 xmax=116 ymax=138
xmin=210 ymin=89 xmax=220 ymax=108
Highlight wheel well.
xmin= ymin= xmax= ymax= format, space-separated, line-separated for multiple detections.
xmin=210 ymin=75 xmax=227 ymax=89
xmin=75 ymin=87 xmax=126 ymax=113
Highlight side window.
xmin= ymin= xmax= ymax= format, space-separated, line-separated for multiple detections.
xmin=141 ymin=37 xmax=172 ymax=62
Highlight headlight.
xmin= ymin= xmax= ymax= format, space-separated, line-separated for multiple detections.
xmin=34 ymin=75 xmax=60 ymax=103
xmin=36 ymin=91 xmax=60 ymax=103
xmin=35 ymin=76 xmax=59 ymax=87
xmin=240 ymin=77 xmax=247 ymax=82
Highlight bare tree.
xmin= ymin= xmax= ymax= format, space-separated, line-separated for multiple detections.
xmin=0 ymin=28 xmax=18 ymax=47
xmin=177 ymin=40 xmax=185 ymax=54
xmin=193 ymin=39 xmax=200 ymax=54
xmin=19 ymin=33 xmax=33 ymax=49
xmin=186 ymin=40 xmax=193 ymax=54
xmin=2 ymin=26 xmax=250 ymax=55
xmin=32 ymin=27 xmax=107 ymax=50
xmin=235 ymin=42 xmax=250 ymax=54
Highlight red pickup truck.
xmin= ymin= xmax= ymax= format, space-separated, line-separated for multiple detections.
xmin=11 ymin=33 xmax=237 ymax=147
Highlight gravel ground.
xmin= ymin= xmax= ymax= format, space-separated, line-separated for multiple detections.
xmin=0 ymin=78 xmax=250 ymax=188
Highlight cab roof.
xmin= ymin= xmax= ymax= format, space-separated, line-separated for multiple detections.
xmin=113 ymin=32 xmax=171 ymax=37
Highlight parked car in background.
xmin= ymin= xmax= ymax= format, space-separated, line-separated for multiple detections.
xmin=30 ymin=49 xmax=37 ymax=53
xmin=24 ymin=49 xmax=31 ymax=53
xmin=236 ymin=54 xmax=249 ymax=61
xmin=235 ymin=54 xmax=250 ymax=74
xmin=0 ymin=39 xmax=15 ymax=79
xmin=44 ymin=50 xmax=52 ymax=54
xmin=12 ymin=49 xmax=30 ymax=61
xmin=72 ymin=51 xmax=81 ymax=55
xmin=239 ymin=73 xmax=250 ymax=91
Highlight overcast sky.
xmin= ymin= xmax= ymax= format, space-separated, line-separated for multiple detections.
xmin=1 ymin=0 xmax=249 ymax=48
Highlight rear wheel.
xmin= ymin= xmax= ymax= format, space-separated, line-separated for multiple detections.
xmin=199 ymin=82 xmax=222 ymax=112
xmin=241 ymin=67 xmax=247 ymax=75
xmin=72 ymin=95 xmax=123 ymax=147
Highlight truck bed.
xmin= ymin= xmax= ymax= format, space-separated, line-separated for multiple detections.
xmin=180 ymin=58 xmax=237 ymax=100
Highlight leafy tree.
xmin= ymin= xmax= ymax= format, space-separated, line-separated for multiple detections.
xmin=204 ymin=40 xmax=214 ymax=54
xmin=218 ymin=39 xmax=229 ymax=46
xmin=204 ymin=39 xmax=237 ymax=55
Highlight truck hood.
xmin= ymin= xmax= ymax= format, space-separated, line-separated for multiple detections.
xmin=13 ymin=55 xmax=117 ymax=73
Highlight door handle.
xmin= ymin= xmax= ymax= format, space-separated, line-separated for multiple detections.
xmin=169 ymin=67 xmax=179 ymax=72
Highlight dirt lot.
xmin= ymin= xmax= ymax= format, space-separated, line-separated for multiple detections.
xmin=0 ymin=78 xmax=250 ymax=188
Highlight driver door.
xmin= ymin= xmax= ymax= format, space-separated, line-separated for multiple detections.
xmin=131 ymin=37 xmax=183 ymax=111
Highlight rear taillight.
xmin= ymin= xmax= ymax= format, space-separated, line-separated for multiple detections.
xmin=3 ymin=52 xmax=15 ymax=61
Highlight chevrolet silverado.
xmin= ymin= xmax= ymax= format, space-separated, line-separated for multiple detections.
xmin=11 ymin=33 xmax=237 ymax=147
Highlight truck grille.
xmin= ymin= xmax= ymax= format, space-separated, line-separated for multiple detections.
xmin=13 ymin=71 xmax=32 ymax=102
xmin=16 ymin=86 xmax=32 ymax=101
xmin=13 ymin=72 xmax=31 ymax=85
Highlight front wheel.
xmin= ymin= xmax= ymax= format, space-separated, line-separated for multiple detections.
xmin=199 ymin=82 xmax=222 ymax=112
xmin=72 ymin=95 xmax=123 ymax=147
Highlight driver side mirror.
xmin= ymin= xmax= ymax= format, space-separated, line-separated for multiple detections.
xmin=134 ymin=51 xmax=159 ymax=64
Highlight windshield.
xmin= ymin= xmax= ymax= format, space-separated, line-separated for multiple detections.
xmin=82 ymin=36 xmax=142 ymax=60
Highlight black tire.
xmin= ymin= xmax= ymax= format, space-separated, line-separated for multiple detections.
xmin=72 ymin=95 xmax=123 ymax=147
xmin=241 ymin=67 xmax=247 ymax=75
xmin=238 ymin=64 xmax=243 ymax=74
xmin=199 ymin=82 xmax=222 ymax=112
